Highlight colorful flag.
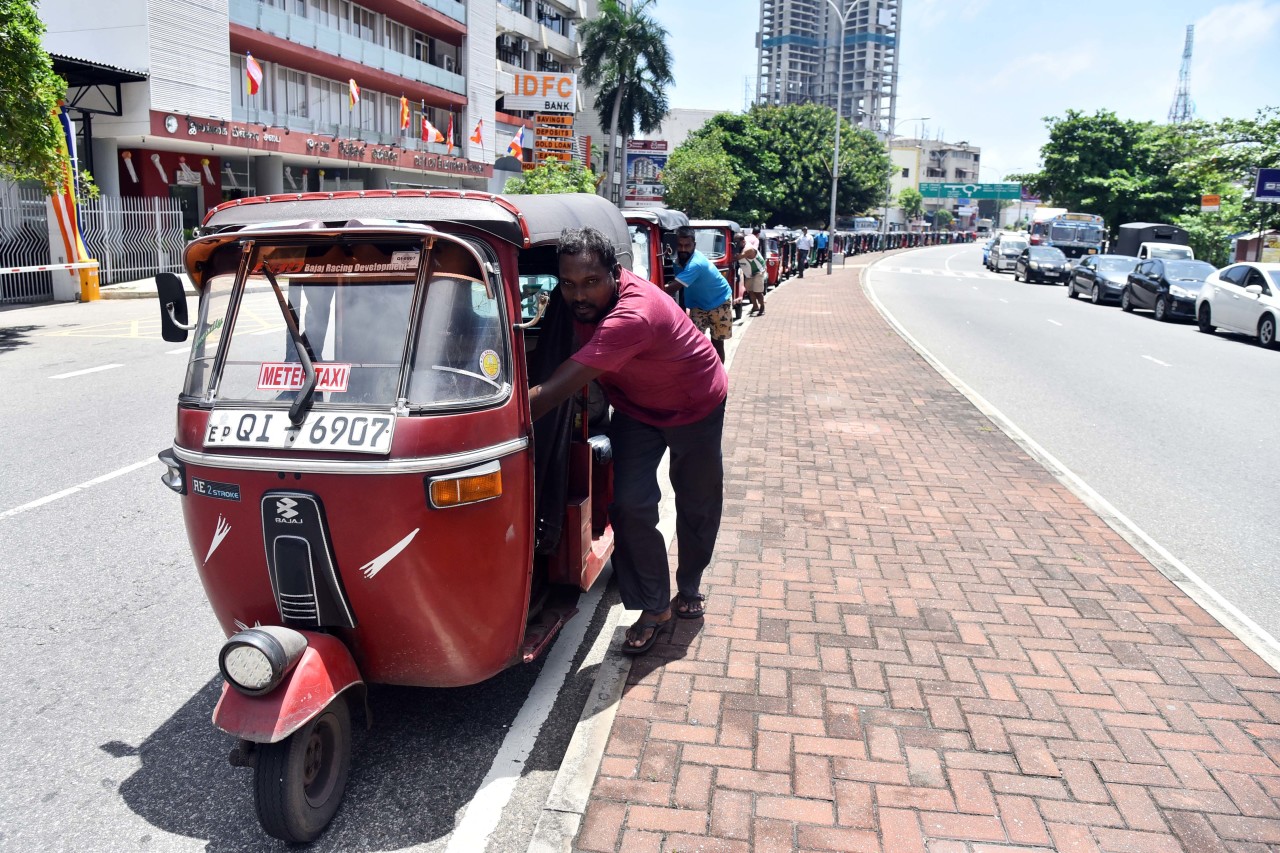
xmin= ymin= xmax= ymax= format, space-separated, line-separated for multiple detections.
xmin=506 ymin=126 xmax=525 ymax=162
xmin=49 ymin=105 xmax=90 ymax=271
xmin=245 ymin=52 xmax=263 ymax=96
xmin=422 ymin=116 xmax=445 ymax=144
xmin=469 ymin=118 xmax=484 ymax=146
xmin=399 ymin=96 xmax=410 ymax=131
xmin=348 ymin=78 xmax=360 ymax=110
xmin=446 ymin=114 xmax=455 ymax=155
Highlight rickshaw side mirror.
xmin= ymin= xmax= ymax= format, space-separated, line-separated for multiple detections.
xmin=156 ymin=273 xmax=193 ymax=342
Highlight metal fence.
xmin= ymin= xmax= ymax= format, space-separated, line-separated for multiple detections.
xmin=0 ymin=183 xmax=186 ymax=304
xmin=0 ymin=183 xmax=53 ymax=305
xmin=81 ymin=195 xmax=186 ymax=285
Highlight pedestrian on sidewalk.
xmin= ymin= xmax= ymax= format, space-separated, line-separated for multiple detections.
xmin=669 ymin=225 xmax=733 ymax=363
xmin=814 ymin=227 xmax=829 ymax=267
xmin=795 ymin=226 xmax=814 ymax=277
xmin=529 ymin=227 xmax=727 ymax=655
xmin=738 ymin=228 xmax=766 ymax=316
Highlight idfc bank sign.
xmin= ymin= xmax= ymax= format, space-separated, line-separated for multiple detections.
xmin=506 ymin=73 xmax=577 ymax=113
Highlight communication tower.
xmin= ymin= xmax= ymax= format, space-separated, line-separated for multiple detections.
xmin=1168 ymin=25 xmax=1195 ymax=124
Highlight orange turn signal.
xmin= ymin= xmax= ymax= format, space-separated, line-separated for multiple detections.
xmin=428 ymin=468 xmax=503 ymax=508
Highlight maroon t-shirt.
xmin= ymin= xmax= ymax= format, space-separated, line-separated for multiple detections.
xmin=571 ymin=268 xmax=728 ymax=427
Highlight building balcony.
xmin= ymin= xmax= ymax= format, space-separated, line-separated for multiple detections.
xmin=496 ymin=3 xmax=577 ymax=61
xmin=230 ymin=0 xmax=465 ymax=95
xmin=416 ymin=0 xmax=466 ymax=25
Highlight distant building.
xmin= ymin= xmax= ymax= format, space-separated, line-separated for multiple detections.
xmin=886 ymin=137 xmax=982 ymax=229
xmin=756 ymin=0 xmax=900 ymax=132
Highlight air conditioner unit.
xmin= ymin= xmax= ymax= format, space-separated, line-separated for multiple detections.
xmin=443 ymin=55 xmax=456 ymax=73
xmin=541 ymin=50 xmax=555 ymax=63
xmin=520 ymin=38 xmax=530 ymax=52
xmin=500 ymin=35 xmax=514 ymax=49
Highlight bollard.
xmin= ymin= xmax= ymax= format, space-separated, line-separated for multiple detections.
xmin=78 ymin=259 xmax=101 ymax=302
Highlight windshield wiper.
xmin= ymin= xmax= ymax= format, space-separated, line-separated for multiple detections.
xmin=262 ymin=266 xmax=318 ymax=426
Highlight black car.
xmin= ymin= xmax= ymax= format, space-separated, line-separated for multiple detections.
xmin=1013 ymin=246 xmax=1070 ymax=284
xmin=1121 ymin=258 xmax=1218 ymax=321
xmin=1068 ymin=254 xmax=1138 ymax=304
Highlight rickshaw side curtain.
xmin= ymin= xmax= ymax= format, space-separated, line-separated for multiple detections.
xmin=528 ymin=287 xmax=576 ymax=555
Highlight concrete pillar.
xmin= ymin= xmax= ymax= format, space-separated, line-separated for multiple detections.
xmin=91 ymin=137 xmax=120 ymax=199
xmin=367 ymin=169 xmax=393 ymax=190
xmin=254 ymin=155 xmax=285 ymax=195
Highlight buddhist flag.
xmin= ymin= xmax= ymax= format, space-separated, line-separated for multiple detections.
xmin=399 ymin=95 xmax=410 ymax=131
xmin=446 ymin=114 xmax=455 ymax=155
xmin=422 ymin=116 xmax=445 ymax=144
xmin=470 ymin=118 xmax=484 ymax=146
xmin=348 ymin=78 xmax=360 ymax=110
xmin=245 ymin=52 xmax=263 ymax=96
xmin=506 ymin=126 xmax=525 ymax=162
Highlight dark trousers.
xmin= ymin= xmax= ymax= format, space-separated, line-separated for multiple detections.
xmin=798 ymin=248 xmax=810 ymax=276
xmin=607 ymin=399 xmax=725 ymax=612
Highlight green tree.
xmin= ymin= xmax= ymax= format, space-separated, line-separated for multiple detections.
xmin=1015 ymin=109 xmax=1208 ymax=237
xmin=662 ymin=134 xmax=740 ymax=219
xmin=0 ymin=0 xmax=70 ymax=190
xmin=932 ymin=208 xmax=954 ymax=228
xmin=685 ymin=104 xmax=889 ymax=226
xmin=898 ymin=186 xmax=924 ymax=222
xmin=578 ymin=0 xmax=673 ymax=202
xmin=503 ymin=159 xmax=598 ymax=194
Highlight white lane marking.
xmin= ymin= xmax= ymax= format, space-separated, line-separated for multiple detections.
xmin=0 ymin=458 xmax=157 ymax=520
xmin=999 ymin=298 xmax=1009 ymax=304
xmin=446 ymin=575 xmax=608 ymax=853
xmin=1047 ymin=319 xmax=1063 ymax=326
xmin=167 ymin=346 xmax=189 ymax=355
xmin=864 ymin=261 xmax=1280 ymax=675
xmin=50 ymin=363 xmax=123 ymax=380
xmin=1143 ymin=355 xmax=1172 ymax=367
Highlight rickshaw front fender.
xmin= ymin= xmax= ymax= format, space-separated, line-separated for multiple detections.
xmin=212 ymin=631 xmax=364 ymax=744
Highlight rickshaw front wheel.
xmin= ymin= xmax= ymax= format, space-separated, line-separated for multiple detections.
xmin=254 ymin=696 xmax=353 ymax=843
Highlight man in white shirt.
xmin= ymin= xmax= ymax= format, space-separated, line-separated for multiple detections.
xmin=794 ymin=227 xmax=814 ymax=278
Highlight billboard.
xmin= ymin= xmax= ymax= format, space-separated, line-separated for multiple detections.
xmin=1256 ymin=168 xmax=1280 ymax=204
xmin=506 ymin=73 xmax=577 ymax=113
xmin=624 ymin=140 xmax=667 ymax=205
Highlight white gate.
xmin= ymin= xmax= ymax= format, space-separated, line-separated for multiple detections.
xmin=0 ymin=183 xmax=53 ymax=305
xmin=80 ymin=195 xmax=186 ymax=285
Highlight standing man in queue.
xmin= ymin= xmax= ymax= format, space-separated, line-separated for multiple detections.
xmin=668 ymin=225 xmax=733 ymax=363
xmin=529 ymin=227 xmax=727 ymax=655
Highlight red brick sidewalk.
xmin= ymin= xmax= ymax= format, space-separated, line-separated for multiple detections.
xmin=574 ymin=257 xmax=1280 ymax=852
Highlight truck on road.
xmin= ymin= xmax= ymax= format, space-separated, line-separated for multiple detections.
xmin=1114 ymin=222 xmax=1193 ymax=260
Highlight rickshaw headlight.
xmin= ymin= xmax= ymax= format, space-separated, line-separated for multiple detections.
xmin=218 ymin=626 xmax=308 ymax=696
xmin=428 ymin=463 xmax=503 ymax=509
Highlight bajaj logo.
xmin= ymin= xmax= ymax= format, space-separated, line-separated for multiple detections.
xmin=275 ymin=497 xmax=301 ymax=522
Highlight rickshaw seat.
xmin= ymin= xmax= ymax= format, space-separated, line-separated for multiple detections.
xmin=587 ymin=434 xmax=612 ymax=465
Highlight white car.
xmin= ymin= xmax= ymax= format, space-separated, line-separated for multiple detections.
xmin=1195 ymin=262 xmax=1280 ymax=348
xmin=989 ymin=237 xmax=1028 ymax=272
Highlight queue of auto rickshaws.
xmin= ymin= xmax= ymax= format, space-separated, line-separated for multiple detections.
xmin=150 ymin=189 xmax=976 ymax=843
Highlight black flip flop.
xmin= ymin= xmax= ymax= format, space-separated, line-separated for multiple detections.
xmin=621 ymin=618 xmax=671 ymax=655
xmin=674 ymin=593 xmax=707 ymax=619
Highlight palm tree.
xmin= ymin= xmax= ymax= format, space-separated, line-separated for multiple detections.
xmin=578 ymin=0 xmax=674 ymax=203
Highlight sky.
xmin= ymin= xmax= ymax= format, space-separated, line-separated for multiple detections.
xmin=646 ymin=0 xmax=1280 ymax=183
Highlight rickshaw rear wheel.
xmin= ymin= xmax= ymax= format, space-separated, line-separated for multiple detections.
xmin=254 ymin=695 xmax=352 ymax=843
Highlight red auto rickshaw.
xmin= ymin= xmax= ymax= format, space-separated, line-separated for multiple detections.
xmin=152 ymin=190 xmax=629 ymax=843
xmin=688 ymin=218 xmax=744 ymax=319
xmin=623 ymin=207 xmax=688 ymax=291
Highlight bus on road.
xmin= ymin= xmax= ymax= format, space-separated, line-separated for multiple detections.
xmin=1029 ymin=212 xmax=1106 ymax=258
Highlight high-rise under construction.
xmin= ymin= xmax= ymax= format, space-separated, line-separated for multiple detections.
xmin=756 ymin=0 xmax=901 ymax=133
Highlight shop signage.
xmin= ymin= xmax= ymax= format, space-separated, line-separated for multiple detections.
xmin=506 ymin=73 xmax=577 ymax=113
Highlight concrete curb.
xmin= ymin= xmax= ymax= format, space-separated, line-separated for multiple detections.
xmin=860 ymin=249 xmax=1280 ymax=676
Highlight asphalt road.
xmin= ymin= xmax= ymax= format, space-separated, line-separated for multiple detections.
xmin=867 ymin=243 xmax=1280 ymax=641
xmin=0 ymin=296 xmax=616 ymax=852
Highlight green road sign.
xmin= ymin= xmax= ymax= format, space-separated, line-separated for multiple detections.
xmin=918 ymin=182 xmax=1022 ymax=200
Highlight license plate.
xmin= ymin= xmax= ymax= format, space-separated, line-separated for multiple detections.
xmin=204 ymin=409 xmax=396 ymax=454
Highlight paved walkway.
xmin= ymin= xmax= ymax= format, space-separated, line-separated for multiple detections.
xmin=574 ymin=257 xmax=1280 ymax=852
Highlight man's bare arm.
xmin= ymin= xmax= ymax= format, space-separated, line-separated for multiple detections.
xmin=529 ymin=357 xmax=605 ymax=422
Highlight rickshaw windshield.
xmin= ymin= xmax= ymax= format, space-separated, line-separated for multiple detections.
xmin=184 ymin=234 xmax=509 ymax=411
xmin=694 ymin=230 xmax=728 ymax=264
xmin=629 ymin=225 xmax=652 ymax=282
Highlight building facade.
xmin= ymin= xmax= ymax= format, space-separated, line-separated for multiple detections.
xmin=885 ymin=137 xmax=982 ymax=229
xmin=756 ymin=0 xmax=900 ymax=133
xmin=38 ymin=0 xmax=590 ymax=231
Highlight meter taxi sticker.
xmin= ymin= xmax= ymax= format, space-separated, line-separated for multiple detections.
xmin=257 ymin=362 xmax=351 ymax=393
xmin=479 ymin=349 xmax=502 ymax=380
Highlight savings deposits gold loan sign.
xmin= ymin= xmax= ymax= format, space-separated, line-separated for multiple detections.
xmin=508 ymin=73 xmax=578 ymax=165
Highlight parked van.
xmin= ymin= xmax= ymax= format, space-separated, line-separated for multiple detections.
xmin=1137 ymin=242 xmax=1195 ymax=260
xmin=1114 ymin=222 xmax=1189 ymax=258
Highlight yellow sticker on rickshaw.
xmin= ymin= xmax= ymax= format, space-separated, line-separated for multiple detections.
xmin=479 ymin=349 xmax=501 ymax=380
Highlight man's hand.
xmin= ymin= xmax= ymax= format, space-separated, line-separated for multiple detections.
xmin=530 ymin=357 xmax=605 ymax=422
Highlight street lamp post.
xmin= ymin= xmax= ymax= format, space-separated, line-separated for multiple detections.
xmin=824 ymin=0 xmax=862 ymax=275
xmin=880 ymin=116 xmax=929 ymax=235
